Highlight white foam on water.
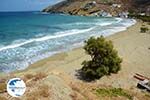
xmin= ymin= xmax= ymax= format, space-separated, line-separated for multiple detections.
xmin=95 ymin=17 xmax=123 ymax=26
xmin=115 ymin=17 xmax=123 ymax=23
xmin=0 ymin=40 xmax=34 ymax=51
xmin=1 ymin=50 xmax=60 ymax=73
xmin=95 ymin=22 xmax=112 ymax=26
xmin=0 ymin=27 xmax=95 ymax=51
xmin=101 ymin=19 xmax=136 ymax=37
xmin=62 ymin=20 xmax=114 ymax=27
xmin=122 ymin=19 xmax=137 ymax=27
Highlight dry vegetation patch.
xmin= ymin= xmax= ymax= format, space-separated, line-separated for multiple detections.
xmin=32 ymin=72 xmax=47 ymax=81
xmin=0 ymin=95 xmax=7 ymax=100
xmin=39 ymin=85 xmax=51 ymax=97
xmin=69 ymin=81 xmax=150 ymax=100
xmin=24 ymin=74 xmax=34 ymax=81
xmin=0 ymin=83 xmax=6 ymax=93
xmin=145 ymin=93 xmax=150 ymax=98
xmin=70 ymin=91 xmax=85 ymax=100
xmin=23 ymin=72 xmax=48 ymax=88
xmin=23 ymin=72 xmax=47 ymax=82
xmin=69 ymin=82 xmax=99 ymax=100
xmin=26 ymin=84 xmax=51 ymax=100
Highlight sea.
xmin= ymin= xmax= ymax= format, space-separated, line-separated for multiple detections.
xmin=0 ymin=11 xmax=136 ymax=73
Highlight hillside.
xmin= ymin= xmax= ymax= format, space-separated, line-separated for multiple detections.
xmin=42 ymin=0 xmax=150 ymax=17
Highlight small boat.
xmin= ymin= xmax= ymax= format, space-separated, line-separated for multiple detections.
xmin=133 ymin=73 xmax=150 ymax=92
xmin=137 ymin=79 xmax=150 ymax=92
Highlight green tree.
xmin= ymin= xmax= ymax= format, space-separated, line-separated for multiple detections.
xmin=81 ymin=36 xmax=122 ymax=79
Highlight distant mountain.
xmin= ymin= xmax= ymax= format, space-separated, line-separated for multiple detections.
xmin=43 ymin=0 xmax=150 ymax=17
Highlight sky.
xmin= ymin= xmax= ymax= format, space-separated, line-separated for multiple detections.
xmin=0 ymin=0 xmax=63 ymax=12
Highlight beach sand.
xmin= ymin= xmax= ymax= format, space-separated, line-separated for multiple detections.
xmin=1 ymin=21 xmax=150 ymax=100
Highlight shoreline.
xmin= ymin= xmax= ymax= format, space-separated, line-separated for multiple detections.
xmin=8 ymin=18 xmax=136 ymax=73
xmin=0 ymin=15 xmax=136 ymax=73
xmin=15 ymin=21 xmax=150 ymax=79
xmin=11 ymin=21 xmax=137 ymax=75
xmin=0 ymin=17 xmax=136 ymax=73
xmin=10 ymin=19 xmax=136 ymax=74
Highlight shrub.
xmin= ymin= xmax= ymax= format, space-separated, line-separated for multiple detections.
xmin=81 ymin=36 xmax=122 ymax=79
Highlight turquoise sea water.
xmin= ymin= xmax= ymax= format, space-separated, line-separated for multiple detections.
xmin=0 ymin=11 xmax=136 ymax=72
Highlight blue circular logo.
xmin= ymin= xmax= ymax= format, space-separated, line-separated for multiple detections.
xmin=7 ymin=78 xmax=26 ymax=97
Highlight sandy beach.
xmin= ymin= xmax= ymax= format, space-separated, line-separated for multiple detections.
xmin=1 ymin=21 xmax=150 ymax=100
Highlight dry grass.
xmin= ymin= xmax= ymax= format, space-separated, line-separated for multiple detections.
xmin=70 ymin=92 xmax=78 ymax=100
xmin=23 ymin=72 xmax=48 ymax=88
xmin=70 ymin=92 xmax=85 ymax=100
xmin=38 ymin=85 xmax=50 ymax=97
xmin=70 ymin=83 xmax=80 ymax=93
xmin=23 ymin=72 xmax=48 ymax=89
xmin=69 ymin=80 xmax=150 ymax=100
xmin=0 ymin=83 xmax=6 ymax=93
xmin=32 ymin=72 xmax=47 ymax=81
xmin=69 ymin=82 xmax=99 ymax=100
xmin=26 ymin=84 xmax=51 ymax=100
xmin=0 ymin=96 xmax=7 ymax=100
xmin=69 ymin=82 xmax=150 ymax=100
xmin=23 ymin=72 xmax=47 ymax=83
xmin=26 ymin=93 xmax=40 ymax=99
xmin=23 ymin=74 xmax=35 ymax=83
xmin=145 ymin=93 xmax=150 ymax=98
xmin=24 ymin=74 xmax=34 ymax=80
